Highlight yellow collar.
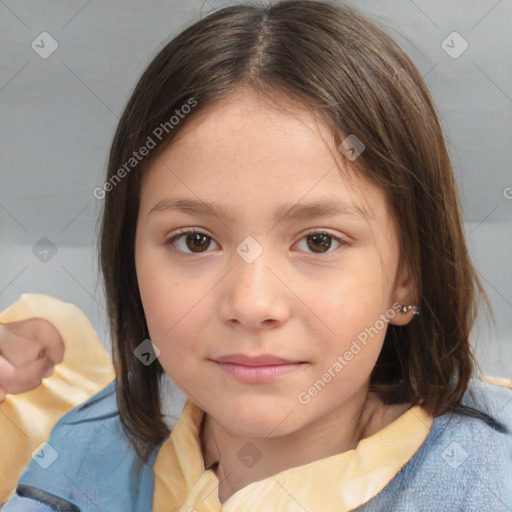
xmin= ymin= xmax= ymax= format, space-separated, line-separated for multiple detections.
xmin=153 ymin=398 xmax=433 ymax=511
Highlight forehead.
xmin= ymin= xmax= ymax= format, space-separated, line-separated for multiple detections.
xmin=139 ymin=88 xmax=389 ymax=224
xmin=167 ymin=89 xmax=332 ymax=164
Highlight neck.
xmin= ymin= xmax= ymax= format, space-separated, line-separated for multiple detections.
xmin=200 ymin=385 xmax=404 ymax=504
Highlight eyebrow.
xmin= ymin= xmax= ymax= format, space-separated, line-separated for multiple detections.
xmin=147 ymin=197 xmax=373 ymax=223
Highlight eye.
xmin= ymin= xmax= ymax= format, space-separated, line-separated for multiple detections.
xmin=165 ymin=229 xmax=219 ymax=254
xmin=295 ymin=231 xmax=347 ymax=255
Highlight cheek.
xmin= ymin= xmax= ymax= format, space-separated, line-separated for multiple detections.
xmin=138 ymin=271 xmax=196 ymax=346
xmin=305 ymin=267 xmax=390 ymax=369
xmin=310 ymin=266 xmax=388 ymax=330
xmin=136 ymin=240 xmax=186 ymax=326
xmin=135 ymin=249 xmax=211 ymax=372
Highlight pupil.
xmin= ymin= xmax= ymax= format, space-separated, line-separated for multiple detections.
xmin=307 ymin=233 xmax=331 ymax=253
xmin=187 ymin=233 xmax=210 ymax=252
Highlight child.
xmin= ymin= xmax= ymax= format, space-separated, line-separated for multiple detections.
xmin=3 ymin=0 xmax=512 ymax=510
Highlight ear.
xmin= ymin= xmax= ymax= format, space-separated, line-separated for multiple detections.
xmin=388 ymin=264 xmax=418 ymax=326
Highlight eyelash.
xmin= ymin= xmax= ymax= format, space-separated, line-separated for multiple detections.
xmin=164 ymin=228 xmax=348 ymax=257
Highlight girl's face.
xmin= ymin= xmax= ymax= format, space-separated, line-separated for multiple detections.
xmin=135 ymin=88 xmax=413 ymax=438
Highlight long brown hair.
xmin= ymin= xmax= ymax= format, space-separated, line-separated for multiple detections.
xmin=99 ymin=0 xmax=497 ymax=460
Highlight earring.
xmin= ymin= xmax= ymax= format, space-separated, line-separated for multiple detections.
xmin=399 ymin=304 xmax=419 ymax=315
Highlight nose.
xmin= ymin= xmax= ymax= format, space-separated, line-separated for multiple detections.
xmin=219 ymin=246 xmax=290 ymax=331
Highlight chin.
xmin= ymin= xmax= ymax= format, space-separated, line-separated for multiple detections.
xmin=229 ymin=422 xmax=287 ymax=438
xmin=216 ymin=407 xmax=301 ymax=438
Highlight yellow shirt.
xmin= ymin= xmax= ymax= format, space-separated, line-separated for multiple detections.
xmin=153 ymin=397 xmax=434 ymax=511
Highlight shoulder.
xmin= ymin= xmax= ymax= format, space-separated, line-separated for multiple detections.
xmin=445 ymin=377 xmax=512 ymax=469
xmin=451 ymin=378 xmax=512 ymax=509
xmin=49 ymin=377 xmax=119 ymax=427
xmin=2 ymin=381 xmax=159 ymax=512
xmin=462 ymin=376 xmax=512 ymax=425
xmin=410 ymin=378 xmax=512 ymax=510
xmin=358 ymin=378 xmax=512 ymax=511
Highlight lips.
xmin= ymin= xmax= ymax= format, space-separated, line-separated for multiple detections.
xmin=212 ymin=354 xmax=306 ymax=384
xmin=212 ymin=353 xmax=301 ymax=366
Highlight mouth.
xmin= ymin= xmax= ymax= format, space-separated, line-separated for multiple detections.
xmin=211 ymin=353 xmax=307 ymax=383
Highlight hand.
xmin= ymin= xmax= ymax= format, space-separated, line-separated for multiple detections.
xmin=0 ymin=317 xmax=65 ymax=402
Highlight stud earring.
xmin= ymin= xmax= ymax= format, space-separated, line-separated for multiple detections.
xmin=399 ymin=304 xmax=419 ymax=315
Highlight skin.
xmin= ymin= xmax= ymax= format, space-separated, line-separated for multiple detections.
xmin=0 ymin=318 xmax=64 ymax=401
xmin=135 ymin=87 xmax=417 ymax=503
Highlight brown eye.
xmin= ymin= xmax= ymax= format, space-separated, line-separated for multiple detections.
xmin=308 ymin=233 xmax=332 ymax=253
xmin=166 ymin=230 xmax=217 ymax=254
xmin=296 ymin=231 xmax=346 ymax=255
xmin=184 ymin=233 xmax=211 ymax=252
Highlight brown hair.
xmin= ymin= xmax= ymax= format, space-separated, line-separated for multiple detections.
xmin=99 ymin=0 xmax=498 ymax=460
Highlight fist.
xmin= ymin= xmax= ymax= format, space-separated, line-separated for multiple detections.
xmin=0 ymin=318 xmax=65 ymax=401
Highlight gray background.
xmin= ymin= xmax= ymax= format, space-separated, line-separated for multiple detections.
xmin=1 ymin=0 xmax=511 ymax=377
